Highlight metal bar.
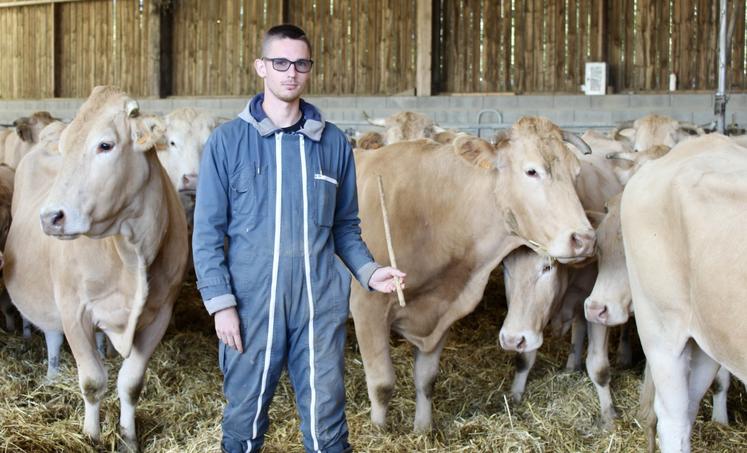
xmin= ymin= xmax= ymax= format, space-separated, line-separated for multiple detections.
xmin=716 ymin=0 xmax=729 ymax=134
xmin=0 ymin=0 xmax=101 ymax=9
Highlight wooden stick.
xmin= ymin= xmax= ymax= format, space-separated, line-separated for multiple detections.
xmin=377 ymin=175 xmax=406 ymax=307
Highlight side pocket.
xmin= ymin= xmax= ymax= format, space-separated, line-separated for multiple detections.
xmin=229 ymin=166 xmax=268 ymax=217
xmin=314 ymin=176 xmax=337 ymax=227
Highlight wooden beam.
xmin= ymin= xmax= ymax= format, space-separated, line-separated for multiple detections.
xmin=0 ymin=0 xmax=103 ymax=9
xmin=416 ymin=0 xmax=432 ymax=96
xmin=147 ymin=0 xmax=161 ymax=97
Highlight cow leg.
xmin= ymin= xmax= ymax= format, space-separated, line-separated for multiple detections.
xmin=116 ymin=303 xmax=173 ymax=452
xmin=646 ymin=347 xmax=691 ymax=453
xmin=711 ymin=366 xmax=731 ymax=425
xmin=44 ymin=330 xmax=65 ymax=382
xmin=413 ymin=334 xmax=447 ymax=432
xmin=0 ymin=291 xmax=16 ymax=332
xmin=616 ymin=321 xmax=634 ymax=369
xmin=683 ymin=343 xmax=720 ymax=427
xmin=351 ymin=297 xmax=395 ymax=429
xmin=585 ymin=322 xmax=617 ymax=429
xmin=61 ymin=315 xmax=107 ymax=443
xmin=510 ymin=350 xmax=537 ymax=403
xmin=565 ymin=313 xmax=586 ymax=371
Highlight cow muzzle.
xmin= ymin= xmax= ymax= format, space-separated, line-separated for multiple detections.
xmin=40 ymin=207 xmax=87 ymax=239
xmin=180 ymin=173 xmax=198 ymax=192
xmin=498 ymin=329 xmax=543 ymax=353
xmin=584 ymin=298 xmax=630 ymax=326
xmin=547 ymin=228 xmax=597 ymax=264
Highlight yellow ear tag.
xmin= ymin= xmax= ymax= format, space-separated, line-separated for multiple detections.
xmin=479 ymin=160 xmax=493 ymax=170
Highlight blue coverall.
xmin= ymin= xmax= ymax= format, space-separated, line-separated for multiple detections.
xmin=193 ymin=94 xmax=379 ymax=453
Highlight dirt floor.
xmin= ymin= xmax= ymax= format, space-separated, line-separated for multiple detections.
xmin=0 ymin=274 xmax=745 ymax=452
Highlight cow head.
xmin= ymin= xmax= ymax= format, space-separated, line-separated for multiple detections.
xmin=584 ymin=195 xmax=631 ymax=326
xmin=499 ymin=247 xmax=569 ymax=352
xmin=40 ymin=86 xmax=165 ymax=240
xmin=365 ymin=111 xmax=440 ymax=144
xmin=13 ymin=111 xmax=55 ymax=143
xmin=156 ymin=107 xmax=218 ymax=193
xmin=612 ymin=114 xmax=703 ymax=151
xmin=465 ymin=117 xmax=595 ymax=263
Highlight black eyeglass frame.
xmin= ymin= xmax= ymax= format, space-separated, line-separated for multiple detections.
xmin=262 ymin=57 xmax=314 ymax=73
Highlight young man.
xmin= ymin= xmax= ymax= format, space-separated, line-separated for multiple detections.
xmin=192 ymin=24 xmax=405 ymax=453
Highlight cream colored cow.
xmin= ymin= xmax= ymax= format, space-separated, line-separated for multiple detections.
xmin=621 ymin=134 xmax=747 ymax=452
xmin=4 ymin=86 xmax=188 ymax=451
xmin=0 ymin=111 xmax=56 ymax=169
xmin=156 ymin=107 xmax=218 ymax=193
xmin=610 ymin=114 xmax=703 ymax=152
xmin=352 ymin=117 xmax=595 ymax=431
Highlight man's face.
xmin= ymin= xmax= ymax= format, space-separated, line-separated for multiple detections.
xmin=255 ymin=38 xmax=311 ymax=103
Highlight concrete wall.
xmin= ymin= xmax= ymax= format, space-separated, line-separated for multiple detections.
xmin=1 ymin=93 xmax=744 ymax=136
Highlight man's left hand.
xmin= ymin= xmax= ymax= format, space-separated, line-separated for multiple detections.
xmin=369 ymin=266 xmax=407 ymax=293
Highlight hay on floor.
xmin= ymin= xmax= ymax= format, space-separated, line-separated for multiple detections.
xmin=1 ymin=275 xmax=745 ymax=452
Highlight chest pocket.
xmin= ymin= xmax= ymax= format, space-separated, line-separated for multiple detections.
xmin=314 ymin=173 xmax=338 ymax=227
xmin=229 ymin=165 xmax=267 ymax=217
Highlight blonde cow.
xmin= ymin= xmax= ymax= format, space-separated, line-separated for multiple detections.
xmin=4 ymin=86 xmax=188 ymax=451
xmin=0 ymin=111 xmax=56 ymax=169
xmin=621 ymin=134 xmax=747 ymax=453
xmin=351 ymin=117 xmax=596 ymax=432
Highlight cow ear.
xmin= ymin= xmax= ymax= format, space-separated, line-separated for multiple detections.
xmin=453 ymin=135 xmax=497 ymax=170
xmin=16 ymin=124 xmax=32 ymax=143
xmin=130 ymin=115 xmax=166 ymax=152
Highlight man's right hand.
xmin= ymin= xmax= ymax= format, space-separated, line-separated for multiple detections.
xmin=215 ymin=307 xmax=243 ymax=353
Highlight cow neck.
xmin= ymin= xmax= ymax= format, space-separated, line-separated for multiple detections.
xmin=106 ymin=152 xmax=169 ymax=358
xmin=113 ymin=151 xmax=169 ymax=270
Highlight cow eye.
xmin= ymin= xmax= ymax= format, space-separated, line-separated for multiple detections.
xmin=525 ymin=168 xmax=538 ymax=177
xmin=97 ymin=141 xmax=114 ymax=153
xmin=541 ymin=264 xmax=553 ymax=273
xmin=170 ymin=141 xmax=176 ymax=147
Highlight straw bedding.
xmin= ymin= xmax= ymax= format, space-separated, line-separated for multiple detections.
xmin=1 ymin=274 xmax=745 ymax=452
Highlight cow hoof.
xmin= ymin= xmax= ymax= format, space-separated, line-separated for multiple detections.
xmin=370 ymin=415 xmax=387 ymax=431
xmin=413 ymin=420 xmax=432 ymax=433
xmin=509 ymin=392 xmax=523 ymax=404
xmin=118 ymin=437 xmax=139 ymax=453
xmin=597 ymin=410 xmax=618 ymax=431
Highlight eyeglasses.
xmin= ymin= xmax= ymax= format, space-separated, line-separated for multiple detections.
xmin=263 ymin=57 xmax=314 ymax=73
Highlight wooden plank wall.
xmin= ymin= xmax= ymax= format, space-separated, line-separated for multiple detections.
xmin=440 ymin=0 xmax=747 ymax=93
xmin=56 ymin=0 xmax=154 ymax=98
xmin=2 ymin=0 xmax=747 ymax=98
xmin=171 ymin=0 xmax=282 ymax=96
xmin=288 ymin=0 xmax=417 ymax=95
xmin=0 ymin=2 xmax=54 ymax=99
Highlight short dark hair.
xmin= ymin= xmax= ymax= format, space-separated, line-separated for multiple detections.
xmin=262 ymin=24 xmax=312 ymax=57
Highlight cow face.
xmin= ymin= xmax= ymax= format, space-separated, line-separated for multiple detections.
xmin=499 ymin=247 xmax=569 ymax=352
xmin=618 ymin=115 xmax=703 ymax=151
xmin=40 ymin=86 xmax=165 ymax=239
xmin=584 ymin=195 xmax=631 ymax=326
xmin=464 ymin=117 xmax=595 ymax=263
xmin=156 ymin=108 xmax=216 ymax=193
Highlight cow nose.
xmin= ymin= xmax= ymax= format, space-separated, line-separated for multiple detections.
xmin=40 ymin=209 xmax=65 ymax=234
xmin=570 ymin=229 xmax=596 ymax=257
xmin=499 ymin=331 xmax=527 ymax=352
xmin=585 ymin=301 xmax=608 ymax=324
xmin=181 ymin=173 xmax=198 ymax=191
